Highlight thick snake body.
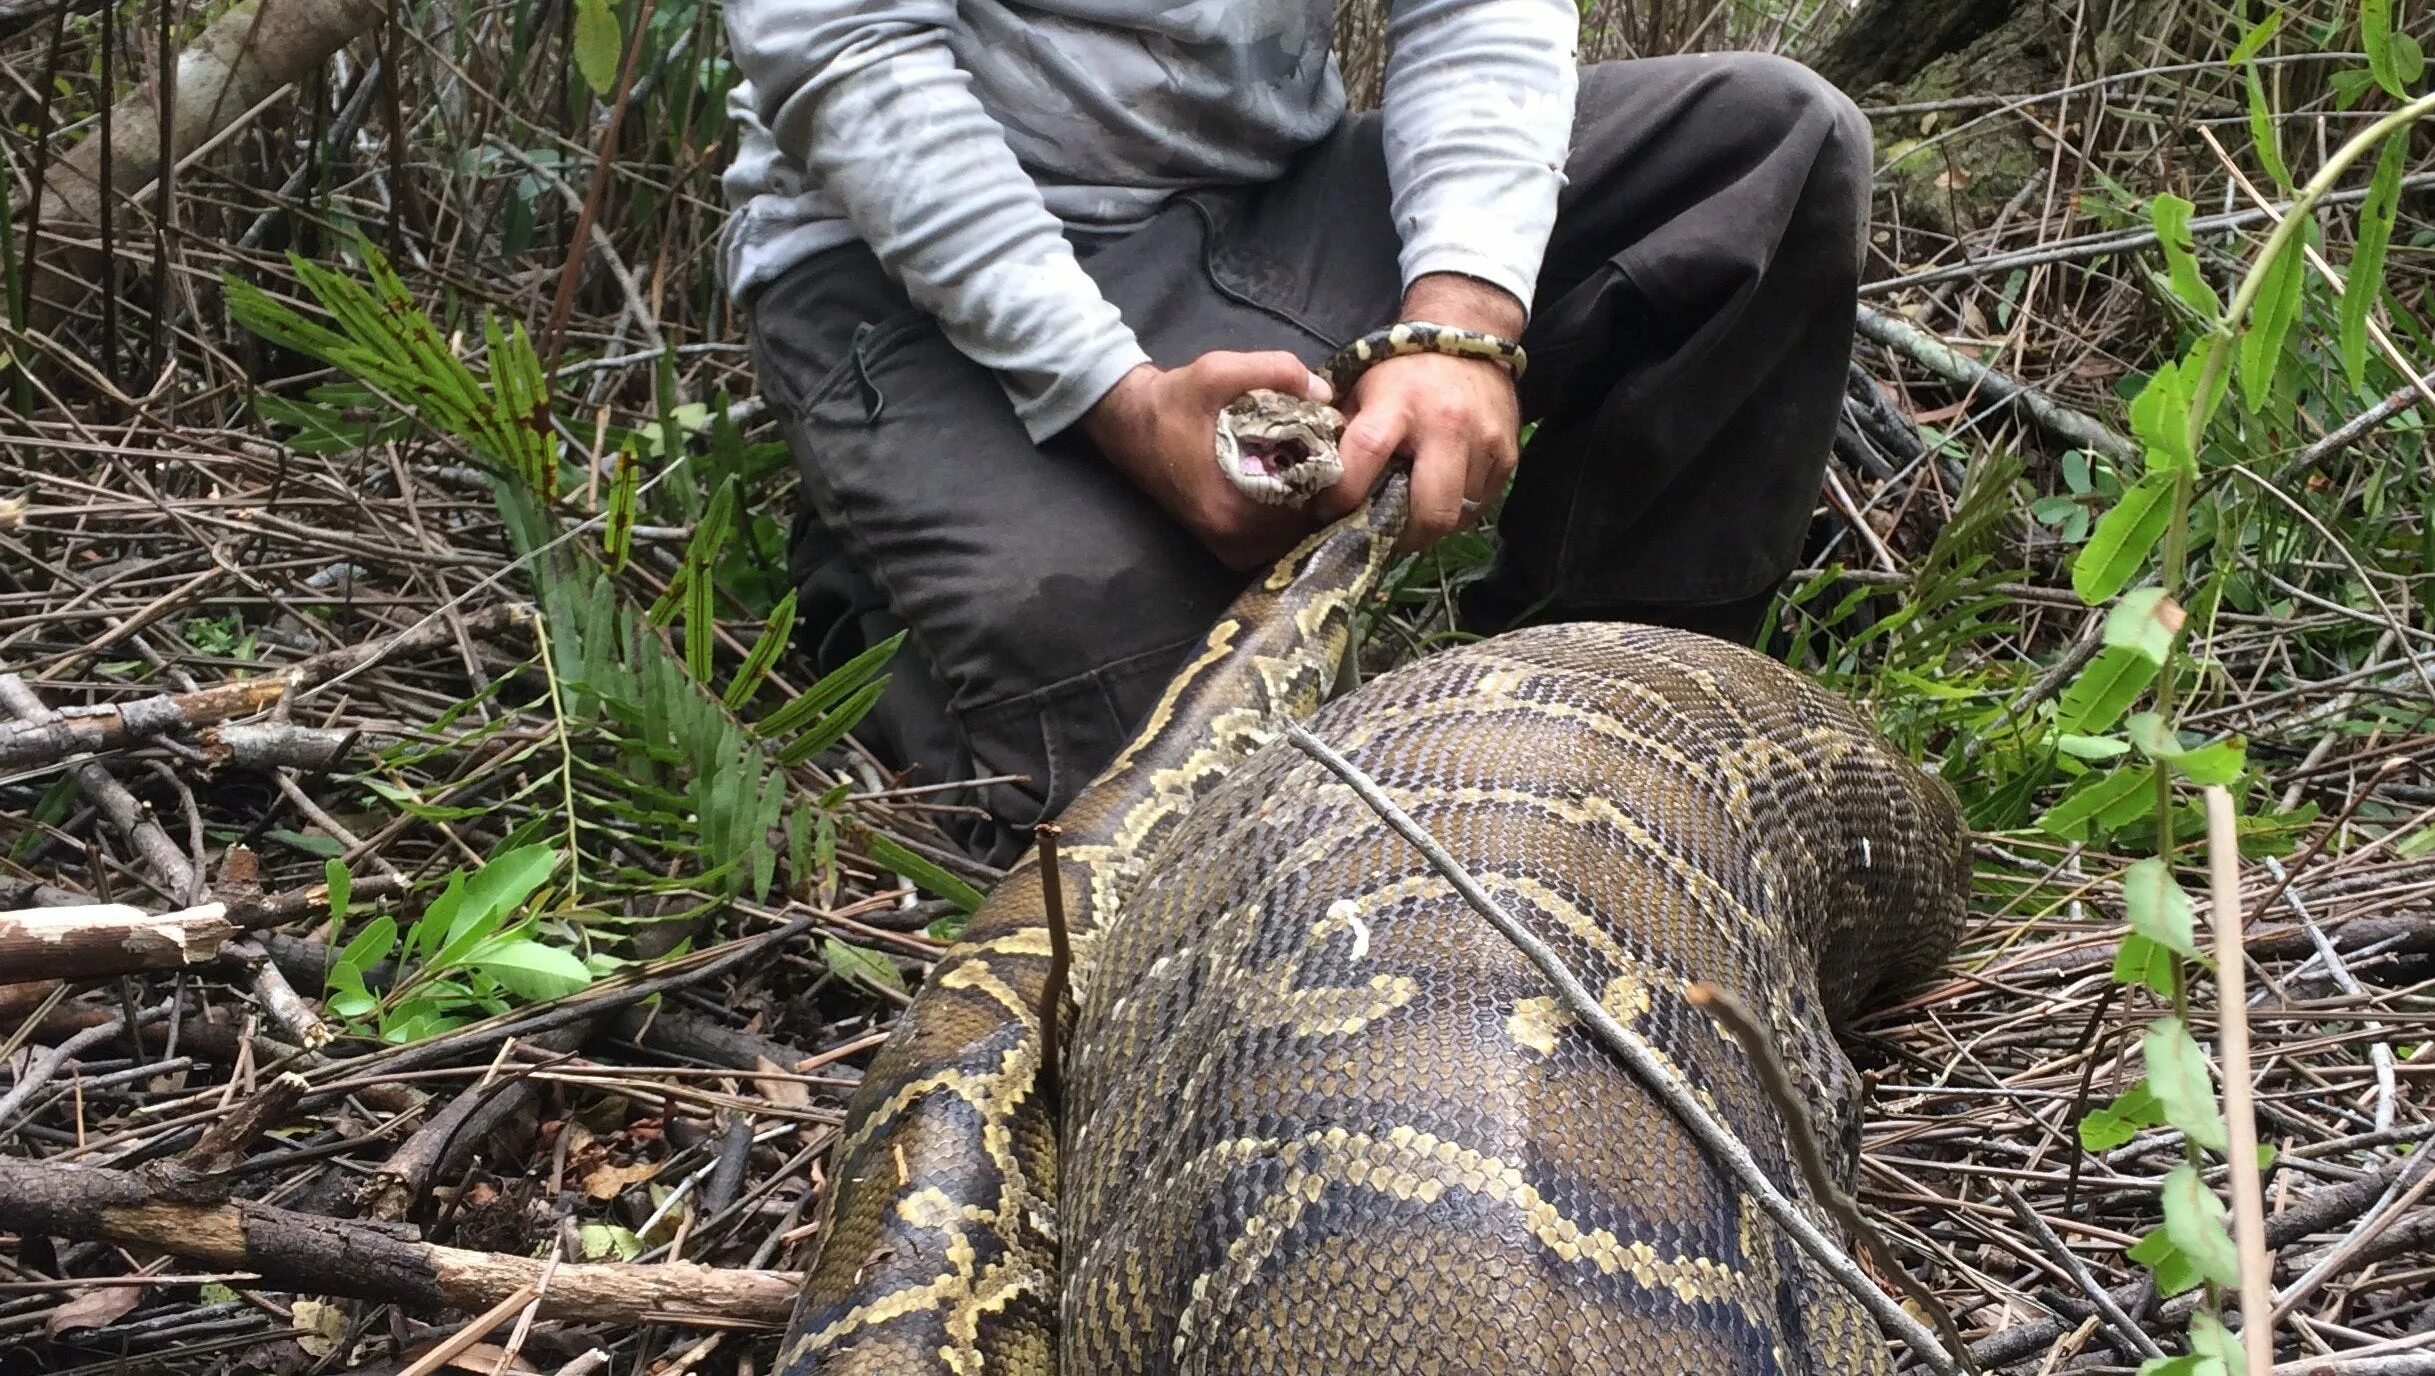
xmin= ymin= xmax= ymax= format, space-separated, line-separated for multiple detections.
xmin=782 ymin=371 xmax=1966 ymax=1372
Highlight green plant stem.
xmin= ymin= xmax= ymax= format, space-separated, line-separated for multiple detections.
xmin=2150 ymin=87 xmax=2435 ymax=859
xmin=532 ymin=617 xmax=585 ymax=902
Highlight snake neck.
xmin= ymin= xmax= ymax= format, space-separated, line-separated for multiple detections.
xmin=1038 ymin=473 xmax=1411 ymax=938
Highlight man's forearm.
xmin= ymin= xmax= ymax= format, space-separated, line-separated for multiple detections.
xmin=727 ymin=2 xmax=1147 ymax=440
xmin=1402 ymin=272 xmax=1528 ymax=339
xmin=1380 ymin=0 xmax=1579 ymax=321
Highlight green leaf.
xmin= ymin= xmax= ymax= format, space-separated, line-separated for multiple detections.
xmin=2341 ymin=134 xmax=2407 ymax=390
xmin=2128 ymin=363 xmax=2194 ymax=472
xmin=579 ymin=1222 xmax=644 ymax=1261
xmin=470 ymin=938 xmax=594 ymax=1001
xmin=2058 ymin=645 xmax=2160 ymax=735
xmin=2161 ymin=1162 xmax=2241 ymax=1289
xmin=2079 ymin=1081 xmax=2166 ymax=1151
xmin=2244 ymin=64 xmax=2292 ymax=192
xmin=453 ymin=844 xmax=560 ymax=944
xmin=774 ymin=679 xmax=893 ymax=767
xmin=821 ymin=937 xmax=907 ymax=994
xmin=335 ymin=914 xmax=399 ymax=978
xmin=2228 ymin=7 xmax=2284 ymax=62
xmin=2127 ymin=713 xmax=2249 ymax=786
xmin=2128 ymin=1226 xmax=2207 ymax=1297
xmin=865 ymin=832 xmax=987 ymax=913
xmin=2395 ymin=30 xmax=2427 ymax=86
xmin=723 ymin=589 xmax=798 ymax=711
xmin=325 ymin=962 xmax=378 ymax=1020
xmin=2238 ymin=217 xmax=2311 ymax=413
xmin=2187 ymin=1311 xmax=2246 ymax=1373
xmin=573 ymin=0 xmax=623 ymax=95
xmin=2073 ymin=471 xmax=2176 ymax=604
xmin=417 ymin=871 xmax=468 ymax=958
xmin=602 ymin=445 xmax=641 ymax=574
xmin=325 ymin=858 xmax=352 ymax=924
xmin=267 ymin=828 xmax=347 ymax=858
xmin=2057 ymin=733 xmax=2131 ymax=761
xmin=2146 ymin=1017 xmax=2230 ymax=1153
xmin=2105 ymin=587 xmax=2185 ymax=664
xmin=2040 ymin=765 xmax=2152 ymax=841
xmin=2114 ymin=932 xmax=2179 ymax=997
xmin=2364 ymin=0 xmax=2405 ymax=98
xmin=2150 ymin=195 xmax=2224 ymax=320
xmin=759 ymin=631 xmax=905 ymax=739
xmin=2121 ymin=857 xmax=2202 ymax=960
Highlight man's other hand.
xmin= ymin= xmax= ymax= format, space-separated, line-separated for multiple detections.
xmin=1320 ymin=273 xmax=1526 ymax=551
xmin=1084 ymin=351 xmax=1334 ymax=573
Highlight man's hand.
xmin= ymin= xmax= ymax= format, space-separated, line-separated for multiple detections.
xmin=1084 ymin=351 xmax=1334 ymax=573
xmin=1319 ymin=273 xmax=1527 ymax=551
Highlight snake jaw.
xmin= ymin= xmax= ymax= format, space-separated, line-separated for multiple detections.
xmin=1217 ymin=390 xmax=1345 ymax=507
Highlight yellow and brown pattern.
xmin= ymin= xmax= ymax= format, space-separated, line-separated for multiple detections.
xmin=780 ymin=469 xmax=1967 ymax=1375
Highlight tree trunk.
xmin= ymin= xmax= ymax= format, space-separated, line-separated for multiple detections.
xmin=1814 ymin=0 xmax=2021 ymax=94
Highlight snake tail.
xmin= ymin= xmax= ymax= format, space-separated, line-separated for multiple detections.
xmin=778 ymin=474 xmax=1413 ymax=1376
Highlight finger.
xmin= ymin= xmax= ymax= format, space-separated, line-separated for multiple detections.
xmin=1190 ymin=350 xmax=1328 ymax=405
xmin=1471 ymin=433 xmax=1521 ymax=520
xmin=1402 ymin=429 xmax=1469 ymax=552
xmin=1319 ymin=400 xmax=1408 ymax=520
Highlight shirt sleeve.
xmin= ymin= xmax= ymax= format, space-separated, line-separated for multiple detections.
xmin=724 ymin=0 xmax=1148 ymax=441
xmin=1380 ymin=0 xmax=1580 ymax=318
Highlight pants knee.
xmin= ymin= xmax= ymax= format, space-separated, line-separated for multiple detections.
xmin=1719 ymin=53 xmax=1873 ymax=253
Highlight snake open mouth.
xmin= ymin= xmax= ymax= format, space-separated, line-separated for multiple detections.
xmin=1237 ymin=436 xmax=1315 ymax=476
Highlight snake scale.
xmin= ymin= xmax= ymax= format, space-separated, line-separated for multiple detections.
xmin=779 ymin=328 xmax=1968 ymax=1375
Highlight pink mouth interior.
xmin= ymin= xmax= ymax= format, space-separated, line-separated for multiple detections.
xmin=1238 ymin=437 xmax=1311 ymax=476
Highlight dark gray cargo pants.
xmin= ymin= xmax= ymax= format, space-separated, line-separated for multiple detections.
xmin=748 ymin=54 xmax=1872 ymax=864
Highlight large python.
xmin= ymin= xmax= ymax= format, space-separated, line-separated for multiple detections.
xmin=779 ymin=328 xmax=1968 ymax=1375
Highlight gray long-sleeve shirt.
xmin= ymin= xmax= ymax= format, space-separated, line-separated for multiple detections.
xmin=722 ymin=0 xmax=1579 ymax=441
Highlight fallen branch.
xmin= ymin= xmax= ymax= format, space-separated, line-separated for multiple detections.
xmin=0 ymin=902 xmax=233 ymax=983
xmin=0 ymin=1156 xmax=798 ymax=1325
xmin=1 ymin=675 xmax=201 ymax=902
xmin=1855 ymin=305 xmax=2136 ymax=461
xmin=0 ymin=603 xmax=529 ymax=772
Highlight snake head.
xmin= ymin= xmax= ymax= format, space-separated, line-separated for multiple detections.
xmin=1215 ymin=389 xmax=1347 ymax=507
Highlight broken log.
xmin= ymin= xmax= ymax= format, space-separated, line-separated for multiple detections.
xmin=0 ymin=902 xmax=233 ymax=983
xmin=0 ymin=1156 xmax=799 ymax=1326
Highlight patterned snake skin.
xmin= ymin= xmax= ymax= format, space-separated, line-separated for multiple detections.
xmin=781 ymin=414 xmax=1967 ymax=1374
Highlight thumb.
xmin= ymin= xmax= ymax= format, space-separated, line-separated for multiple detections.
xmin=1317 ymin=400 xmax=1407 ymax=519
xmin=1188 ymin=350 xmax=1331 ymax=406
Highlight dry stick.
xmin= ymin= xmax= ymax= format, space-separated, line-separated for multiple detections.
xmin=2266 ymin=858 xmax=2397 ymax=1133
xmin=2271 ymin=364 xmax=2435 ymax=485
xmin=0 ymin=674 xmax=200 ymax=902
xmin=2206 ymin=787 xmax=2275 ymax=1376
xmin=1687 ymin=981 xmax=1977 ymax=1372
xmin=396 ymin=1282 xmax=542 ymax=1376
xmin=1994 ymin=1182 xmax=2167 ymax=1361
xmin=1855 ymin=305 xmax=2136 ymax=461
xmin=1034 ymin=823 xmax=1071 ymax=1109
xmin=1973 ymin=1148 xmax=2432 ymax=1367
xmin=1280 ymin=723 xmax=1963 ymax=1376
xmin=0 ymin=901 xmax=232 ymax=983
xmin=0 ymin=999 xmax=172 ymax=1129
xmin=0 ymin=1156 xmax=796 ymax=1324
xmin=0 ymin=676 xmax=285 ymax=769
xmin=1858 ymin=173 xmax=2435 ymax=299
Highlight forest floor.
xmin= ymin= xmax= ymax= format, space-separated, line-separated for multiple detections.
xmin=2 ymin=0 xmax=2431 ymax=1373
